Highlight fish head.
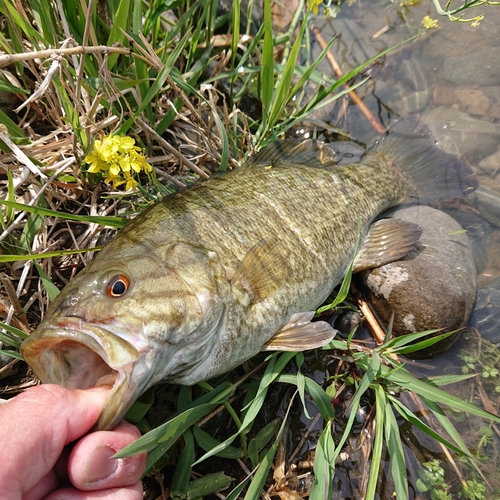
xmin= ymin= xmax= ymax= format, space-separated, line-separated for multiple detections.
xmin=21 ymin=241 xmax=230 ymax=429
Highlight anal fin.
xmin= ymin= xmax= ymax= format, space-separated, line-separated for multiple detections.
xmin=262 ymin=311 xmax=337 ymax=351
xmin=353 ymin=218 xmax=422 ymax=273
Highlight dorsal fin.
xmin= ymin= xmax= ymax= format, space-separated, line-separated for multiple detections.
xmin=243 ymin=139 xmax=340 ymax=169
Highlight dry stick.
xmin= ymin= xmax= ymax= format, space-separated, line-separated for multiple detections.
xmin=0 ymin=46 xmax=151 ymax=69
xmin=350 ymin=281 xmax=386 ymax=344
xmin=136 ymin=117 xmax=210 ymax=179
xmin=311 ymin=25 xmax=386 ymax=136
xmin=166 ymin=75 xmax=223 ymax=157
xmin=0 ymin=273 xmax=29 ymax=331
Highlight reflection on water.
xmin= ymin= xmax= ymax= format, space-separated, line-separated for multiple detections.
xmin=294 ymin=2 xmax=500 ymax=498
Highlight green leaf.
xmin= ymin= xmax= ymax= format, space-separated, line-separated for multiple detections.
xmin=0 ymin=200 xmax=128 ymax=228
xmin=384 ymin=402 xmax=408 ymax=499
xmin=380 ymin=364 xmax=500 ymax=423
xmin=0 ymin=321 xmax=28 ymax=341
xmin=170 ymin=428 xmax=195 ymax=498
xmin=193 ymin=425 xmax=244 ymax=459
xmin=275 ymin=373 xmax=335 ymax=421
xmin=261 ymin=0 xmax=274 ymax=119
xmin=185 ymin=471 xmax=234 ymax=499
xmin=309 ymin=421 xmax=335 ymax=500
xmin=117 ymin=30 xmax=191 ymax=135
xmin=33 ymin=261 xmax=60 ymax=300
xmin=0 ymin=247 xmax=103 ymax=263
xmin=365 ymin=385 xmax=386 ymax=500
xmin=333 ymin=352 xmax=381 ymax=460
xmin=106 ymin=0 xmax=131 ymax=69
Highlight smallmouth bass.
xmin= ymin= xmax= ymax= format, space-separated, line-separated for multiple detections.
xmin=21 ymin=117 xmax=477 ymax=429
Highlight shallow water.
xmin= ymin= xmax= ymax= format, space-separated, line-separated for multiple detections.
xmin=285 ymin=2 xmax=500 ymax=498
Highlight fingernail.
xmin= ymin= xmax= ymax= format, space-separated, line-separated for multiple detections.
xmin=84 ymin=445 xmax=119 ymax=484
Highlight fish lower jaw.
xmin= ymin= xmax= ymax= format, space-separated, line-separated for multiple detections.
xmin=23 ymin=338 xmax=119 ymax=390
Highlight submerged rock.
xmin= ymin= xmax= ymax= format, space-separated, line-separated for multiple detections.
xmin=421 ymin=107 xmax=500 ymax=162
xmin=359 ymin=206 xmax=476 ymax=357
xmin=444 ymin=47 xmax=500 ymax=87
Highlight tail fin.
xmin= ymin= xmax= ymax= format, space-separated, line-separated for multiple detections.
xmin=374 ymin=116 xmax=478 ymax=203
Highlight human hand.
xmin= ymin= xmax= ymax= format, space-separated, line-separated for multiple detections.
xmin=0 ymin=384 xmax=147 ymax=500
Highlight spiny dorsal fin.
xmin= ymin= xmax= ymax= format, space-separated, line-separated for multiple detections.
xmin=352 ymin=218 xmax=422 ymax=273
xmin=262 ymin=311 xmax=337 ymax=351
xmin=243 ymin=139 xmax=340 ymax=169
xmin=232 ymin=239 xmax=290 ymax=304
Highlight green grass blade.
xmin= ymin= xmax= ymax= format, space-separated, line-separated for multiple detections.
xmin=389 ymin=395 xmax=469 ymax=456
xmin=0 ymin=321 xmax=28 ymax=341
xmin=117 ymin=30 xmax=191 ymax=135
xmin=365 ymin=385 xmax=386 ymax=500
xmin=106 ymin=0 xmax=131 ymax=70
xmin=275 ymin=373 xmax=335 ymax=421
xmin=193 ymin=425 xmax=244 ymax=459
xmin=243 ymin=397 xmax=292 ymax=500
xmin=33 ymin=261 xmax=60 ymax=300
xmin=0 ymin=247 xmax=103 ymax=263
xmin=380 ymin=364 xmax=500 ymax=423
xmin=170 ymin=428 xmax=195 ymax=498
xmin=333 ymin=352 xmax=381 ymax=460
xmin=309 ymin=421 xmax=335 ymax=500
xmin=260 ymin=0 xmax=274 ymax=121
xmin=0 ymin=349 xmax=23 ymax=360
xmin=115 ymin=402 xmax=219 ymax=459
xmin=267 ymin=16 xmax=307 ymax=130
xmin=0 ymin=200 xmax=128 ymax=228
xmin=384 ymin=402 xmax=408 ymax=499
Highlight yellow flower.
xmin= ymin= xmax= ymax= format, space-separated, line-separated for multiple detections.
xmin=471 ymin=15 xmax=484 ymax=27
xmin=422 ymin=15 xmax=439 ymax=30
xmin=308 ymin=0 xmax=322 ymax=15
xmin=84 ymin=135 xmax=152 ymax=190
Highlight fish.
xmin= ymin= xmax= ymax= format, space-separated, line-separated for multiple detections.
xmin=20 ymin=116 xmax=477 ymax=429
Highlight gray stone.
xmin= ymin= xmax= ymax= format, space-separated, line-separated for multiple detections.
xmin=421 ymin=107 xmax=500 ymax=162
xmin=359 ymin=206 xmax=476 ymax=357
xmin=444 ymin=47 xmax=500 ymax=86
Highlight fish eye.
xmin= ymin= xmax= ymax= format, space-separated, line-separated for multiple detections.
xmin=106 ymin=274 xmax=131 ymax=298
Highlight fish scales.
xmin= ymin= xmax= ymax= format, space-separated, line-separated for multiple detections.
xmin=21 ymin=117 xmax=478 ymax=429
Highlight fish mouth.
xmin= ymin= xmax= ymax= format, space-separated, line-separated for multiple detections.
xmin=21 ymin=318 xmax=142 ymax=430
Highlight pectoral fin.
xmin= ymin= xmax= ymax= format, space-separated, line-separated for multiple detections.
xmin=353 ymin=218 xmax=422 ymax=273
xmin=262 ymin=311 xmax=337 ymax=351
xmin=232 ymin=239 xmax=290 ymax=304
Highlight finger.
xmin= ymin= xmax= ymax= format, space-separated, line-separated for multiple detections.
xmin=68 ymin=421 xmax=147 ymax=491
xmin=0 ymin=385 xmax=110 ymax=495
xmin=43 ymin=482 xmax=143 ymax=500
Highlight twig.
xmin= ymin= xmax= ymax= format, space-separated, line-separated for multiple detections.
xmin=136 ymin=117 xmax=210 ymax=179
xmin=350 ymin=281 xmax=386 ymax=344
xmin=311 ymin=26 xmax=386 ymax=136
xmin=0 ymin=45 xmax=150 ymax=69
xmin=0 ymin=273 xmax=29 ymax=332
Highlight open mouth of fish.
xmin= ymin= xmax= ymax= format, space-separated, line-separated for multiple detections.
xmin=21 ymin=317 xmax=141 ymax=430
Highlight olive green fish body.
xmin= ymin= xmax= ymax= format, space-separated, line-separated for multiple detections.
xmin=21 ymin=117 xmax=477 ymax=429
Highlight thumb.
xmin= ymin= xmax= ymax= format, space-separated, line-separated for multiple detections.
xmin=0 ymin=384 xmax=110 ymax=494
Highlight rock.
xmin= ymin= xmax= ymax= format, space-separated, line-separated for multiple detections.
xmin=393 ymin=90 xmax=430 ymax=114
xmin=432 ymin=84 xmax=456 ymax=107
xmin=421 ymin=107 xmax=500 ymax=162
xmin=455 ymin=88 xmax=491 ymax=116
xmin=444 ymin=47 xmax=500 ymax=86
xmin=359 ymin=206 xmax=476 ymax=357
